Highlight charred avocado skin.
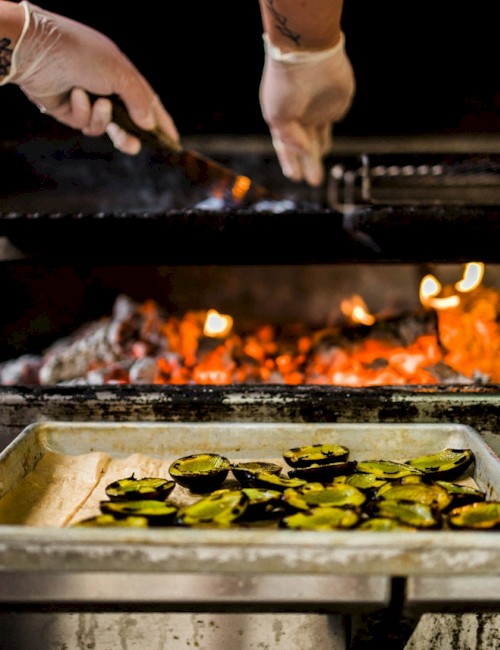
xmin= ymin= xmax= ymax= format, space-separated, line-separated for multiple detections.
xmin=376 ymin=481 xmax=452 ymax=512
xmin=105 ymin=475 xmax=176 ymax=501
xmin=252 ymin=471 xmax=308 ymax=491
xmin=288 ymin=460 xmax=357 ymax=482
xmin=231 ymin=461 xmax=282 ymax=487
xmin=169 ymin=453 xmax=231 ymax=493
xmin=436 ymin=480 xmax=486 ymax=510
xmin=73 ymin=514 xmax=149 ymax=527
xmin=368 ymin=499 xmax=442 ymax=529
xmin=239 ymin=487 xmax=284 ymax=520
xmin=283 ymin=482 xmax=366 ymax=511
xmin=283 ymin=443 xmax=350 ymax=468
xmin=176 ymin=488 xmax=248 ymax=527
xmin=280 ymin=506 xmax=360 ymax=530
xmin=447 ymin=501 xmax=500 ymax=530
xmin=356 ymin=460 xmax=423 ymax=480
xmin=405 ymin=448 xmax=475 ymax=481
xmin=100 ymin=499 xmax=178 ymax=525
xmin=358 ymin=517 xmax=417 ymax=531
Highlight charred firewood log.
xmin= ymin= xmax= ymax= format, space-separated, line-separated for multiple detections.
xmin=38 ymin=295 xmax=168 ymax=385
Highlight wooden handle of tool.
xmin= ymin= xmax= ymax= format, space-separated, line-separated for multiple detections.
xmin=88 ymin=93 xmax=183 ymax=153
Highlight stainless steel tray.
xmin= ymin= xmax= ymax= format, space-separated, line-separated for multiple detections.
xmin=0 ymin=421 xmax=498 ymax=609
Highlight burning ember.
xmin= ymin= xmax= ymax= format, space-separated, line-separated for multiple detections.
xmin=2 ymin=263 xmax=500 ymax=387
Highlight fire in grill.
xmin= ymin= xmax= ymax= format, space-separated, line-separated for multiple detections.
xmin=2 ymin=261 xmax=499 ymax=387
xmin=2 ymin=143 xmax=500 ymax=389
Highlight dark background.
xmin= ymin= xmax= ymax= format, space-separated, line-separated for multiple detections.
xmin=1 ymin=1 xmax=500 ymax=141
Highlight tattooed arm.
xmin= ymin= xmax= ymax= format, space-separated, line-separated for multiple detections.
xmin=259 ymin=0 xmax=344 ymax=51
xmin=0 ymin=1 xmax=179 ymax=155
xmin=0 ymin=0 xmax=24 ymax=78
xmin=258 ymin=0 xmax=355 ymax=187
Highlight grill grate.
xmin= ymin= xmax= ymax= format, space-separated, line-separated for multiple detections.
xmin=329 ymin=153 xmax=500 ymax=209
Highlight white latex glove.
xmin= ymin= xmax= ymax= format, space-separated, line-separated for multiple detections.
xmin=0 ymin=1 xmax=179 ymax=154
xmin=260 ymin=33 xmax=355 ymax=187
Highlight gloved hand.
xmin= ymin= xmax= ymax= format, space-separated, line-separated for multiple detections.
xmin=260 ymin=33 xmax=355 ymax=187
xmin=0 ymin=1 xmax=179 ymax=155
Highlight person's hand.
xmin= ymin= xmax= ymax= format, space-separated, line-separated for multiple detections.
xmin=260 ymin=33 xmax=355 ymax=187
xmin=2 ymin=1 xmax=179 ymax=154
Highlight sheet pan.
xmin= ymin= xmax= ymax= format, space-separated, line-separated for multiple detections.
xmin=0 ymin=421 xmax=498 ymax=608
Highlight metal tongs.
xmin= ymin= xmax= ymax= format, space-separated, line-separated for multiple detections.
xmin=105 ymin=95 xmax=276 ymax=207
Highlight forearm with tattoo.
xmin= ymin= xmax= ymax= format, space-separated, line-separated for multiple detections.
xmin=0 ymin=36 xmax=13 ymax=77
xmin=260 ymin=0 xmax=343 ymax=52
xmin=264 ymin=0 xmax=301 ymax=47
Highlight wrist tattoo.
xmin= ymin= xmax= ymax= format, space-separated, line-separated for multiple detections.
xmin=0 ymin=37 xmax=13 ymax=77
xmin=265 ymin=1 xmax=301 ymax=46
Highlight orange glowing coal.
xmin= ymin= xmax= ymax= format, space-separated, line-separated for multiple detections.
xmin=5 ymin=262 xmax=499 ymax=387
xmin=151 ymin=261 xmax=499 ymax=386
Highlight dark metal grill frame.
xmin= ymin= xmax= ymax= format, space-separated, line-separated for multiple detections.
xmin=1 ymin=138 xmax=500 ymax=644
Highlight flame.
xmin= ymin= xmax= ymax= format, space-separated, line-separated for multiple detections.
xmin=420 ymin=262 xmax=484 ymax=309
xmin=419 ymin=275 xmax=441 ymax=305
xmin=26 ymin=259 xmax=500 ymax=388
xmin=232 ymin=175 xmax=252 ymax=203
xmin=455 ymin=262 xmax=484 ymax=292
xmin=430 ymin=295 xmax=461 ymax=310
xmin=203 ymin=309 xmax=234 ymax=338
xmin=438 ymin=284 xmax=500 ymax=380
xmin=151 ymin=261 xmax=500 ymax=386
xmin=420 ymin=274 xmax=460 ymax=310
xmin=340 ymin=295 xmax=375 ymax=326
